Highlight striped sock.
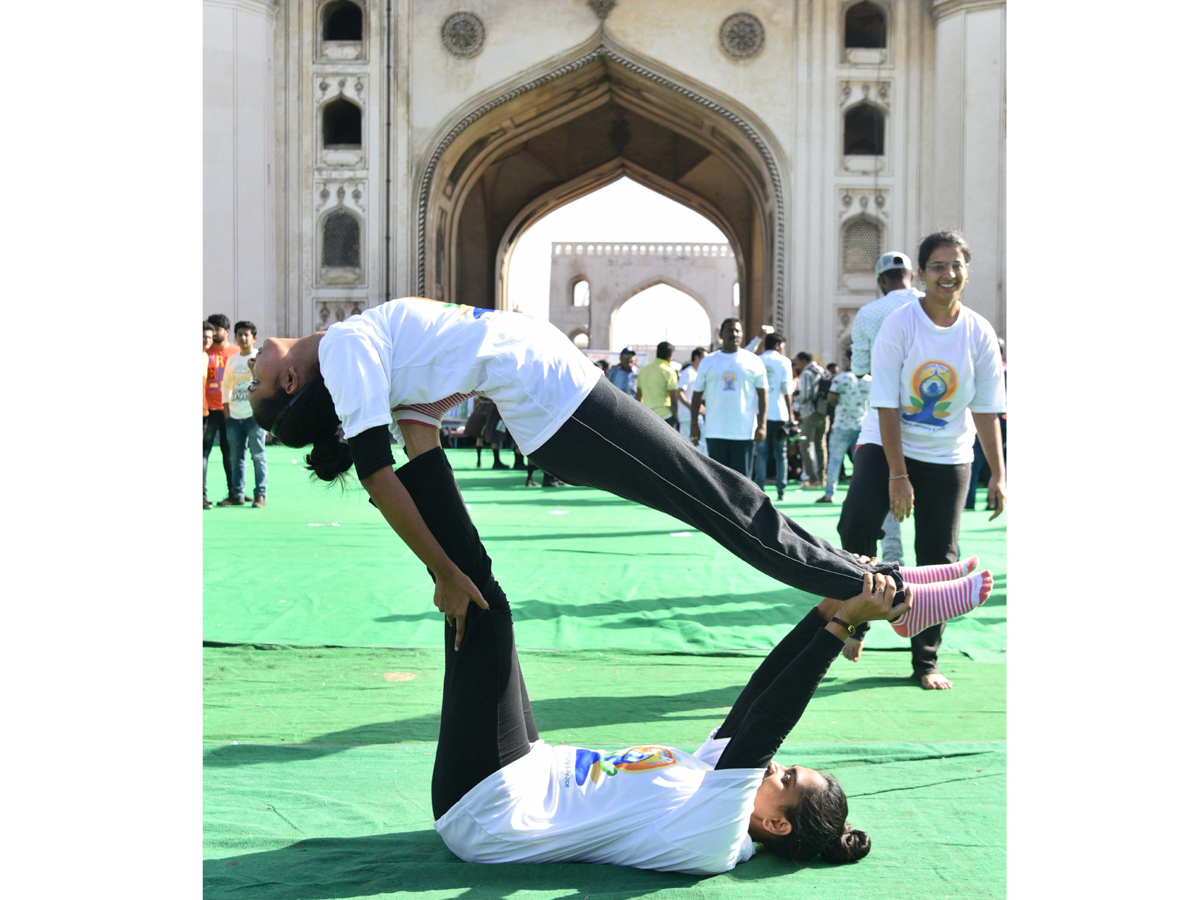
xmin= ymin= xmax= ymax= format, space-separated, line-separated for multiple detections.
xmin=891 ymin=571 xmax=993 ymax=638
xmin=899 ymin=556 xmax=980 ymax=585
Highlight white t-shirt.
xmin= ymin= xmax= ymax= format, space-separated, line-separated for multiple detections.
xmin=435 ymin=732 xmax=761 ymax=875
xmin=829 ymin=371 xmax=871 ymax=432
xmin=221 ymin=351 xmax=256 ymax=420
xmin=676 ymin=365 xmax=699 ymax=425
xmin=759 ymin=349 xmax=794 ymax=422
xmin=691 ymin=349 xmax=768 ymax=440
xmin=317 ymin=298 xmax=601 ymax=454
xmin=856 ymin=302 xmax=1006 ymax=464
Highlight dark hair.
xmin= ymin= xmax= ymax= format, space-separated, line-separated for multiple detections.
xmin=759 ymin=772 xmax=870 ymax=865
xmin=720 ymin=317 xmax=741 ymax=333
xmin=206 ymin=313 xmax=231 ymax=330
xmin=656 ymin=341 xmax=674 ymax=360
xmin=795 ymin=351 xmax=813 ymax=363
xmin=251 ymin=378 xmax=352 ymax=484
xmin=917 ymin=230 xmax=972 ymax=271
xmin=203 ymin=320 xmax=214 ymax=333
xmin=691 ymin=347 xmax=706 ymax=362
xmin=877 ymin=268 xmax=910 ymax=292
xmin=233 ymin=320 xmax=257 ymax=337
xmin=764 ymin=332 xmax=785 ymax=351
xmin=596 ymin=359 xmax=610 ymax=372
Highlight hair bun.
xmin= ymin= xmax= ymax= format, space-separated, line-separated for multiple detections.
xmin=305 ymin=433 xmax=354 ymax=483
xmin=820 ymin=824 xmax=871 ymax=864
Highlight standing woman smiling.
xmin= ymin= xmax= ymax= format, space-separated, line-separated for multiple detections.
xmin=836 ymin=231 xmax=1006 ymax=690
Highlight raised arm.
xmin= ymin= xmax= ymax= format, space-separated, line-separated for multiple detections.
xmin=355 ymin=423 xmax=487 ymax=650
xmin=715 ymin=575 xmax=906 ymax=770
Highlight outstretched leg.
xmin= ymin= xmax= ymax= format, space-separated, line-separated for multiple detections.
xmin=394 ymin=448 xmax=538 ymax=819
xmin=530 ymin=377 xmax=904 ymax=604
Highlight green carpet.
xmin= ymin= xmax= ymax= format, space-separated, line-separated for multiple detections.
xmin=204 ymin=446 xmax=1006 ymax=898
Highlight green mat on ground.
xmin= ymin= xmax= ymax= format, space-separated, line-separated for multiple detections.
xmin=204 ymin=447 xmax=1006 ymax=655
xmin=204 ymin=444 xmax=1006 ymax=898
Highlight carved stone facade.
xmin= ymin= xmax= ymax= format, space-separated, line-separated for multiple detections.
xmin=548 ymin=242 xmax=739 ymax=350
xmin=203 ymin=0 xmax=1006 ymax=360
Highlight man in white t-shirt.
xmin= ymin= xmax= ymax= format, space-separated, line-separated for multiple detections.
xmin=675 ymin=346 xmax=707 ymax=454
xmin=753 ymin=332 xmax=796 ymax=501
xmin=691 ymin=319 xmax=768 ymax=478
xmin=844 ymin=250 xmax=926 ymax=571
xmin=218 ymin=321 xmax=268 ymax=507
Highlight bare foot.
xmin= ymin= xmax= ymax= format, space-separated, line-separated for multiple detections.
xmin=842 ymin=637 xmax=863 ymax=662
xmin=919 ymin=672 xmax=953 ymax=690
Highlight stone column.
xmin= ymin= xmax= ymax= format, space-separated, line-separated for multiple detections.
xmin=204 ymin=0 xmax=278 ymax=336
xmin=929 ymin=0 xmax=1005 ymax=337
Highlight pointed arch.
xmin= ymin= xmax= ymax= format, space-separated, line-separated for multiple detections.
xmin=414 ymin=31 xmax=790 ymax=332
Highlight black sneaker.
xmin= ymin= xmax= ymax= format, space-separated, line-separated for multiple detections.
xmin=203 ymin=498 xmax=213 ymax=510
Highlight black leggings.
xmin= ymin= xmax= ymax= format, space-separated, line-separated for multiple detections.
xmin=530 ymin=377 xmax=903 ymax=603
xmin=202 ymin=412 xmax=233 ymax=497
xmin=406 ymin=447 xmax=845 ymax=817
xmin=395 ymin=449 xmax=539 ymax=820
xmin=835 ymin=443 xmax=970 ymax=675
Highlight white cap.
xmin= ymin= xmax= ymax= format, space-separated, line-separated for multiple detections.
xmin=874 ymin=251 xmax=913 ymax=277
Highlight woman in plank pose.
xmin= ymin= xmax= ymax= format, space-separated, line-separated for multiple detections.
xmin=248 ymin=297 xmax=991 ymax=647
xmin=391 ymin=446 xmax=990 ymax=874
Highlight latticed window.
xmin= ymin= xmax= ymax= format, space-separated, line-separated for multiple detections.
xmin=323 ymin=211 xmax=360 ymax=268
xmin=842 ymin=219 xmax=880 ymax=274
xmin=323 ymin=1 xmax=363 ymax=41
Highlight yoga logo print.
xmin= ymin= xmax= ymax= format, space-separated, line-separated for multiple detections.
xmin=902 ymin=360 xmax=957 ymax=427
xmin=721 ymin=371 xmax=737 ymax=391
xmin=573 ymin=746 xmax=678 ymax=787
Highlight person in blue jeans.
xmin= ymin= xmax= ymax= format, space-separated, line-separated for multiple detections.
xmin=753 ymin=332 xmax=796 ymax=501
xmin=219 ymin=321 xmax=268 ymax=507
xmin=817 ymin=357 xmax=872 ymax=505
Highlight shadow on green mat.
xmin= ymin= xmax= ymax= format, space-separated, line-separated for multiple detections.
xmin=203 ymin=828 xmax=827 ymax=899
xmin=375 ymin=590 xmax=809 ymax=626
xmin=203 ymin=668 xmax=922 ymax=770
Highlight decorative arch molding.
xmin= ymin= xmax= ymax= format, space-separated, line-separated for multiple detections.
xmin=413 ymin=30 xmax=790 ymax=331
xmin=493 ymin=157 xmax=747 ymax=313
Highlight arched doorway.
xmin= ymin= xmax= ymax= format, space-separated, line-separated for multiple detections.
xmin=610 ymin=282 xmax=713 ymax=352
xmin=415 ymin=33 xmax=789 ymax=333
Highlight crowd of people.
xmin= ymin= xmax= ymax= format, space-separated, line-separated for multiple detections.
xmin=222 ymin=228 xmax=1005 ymax=876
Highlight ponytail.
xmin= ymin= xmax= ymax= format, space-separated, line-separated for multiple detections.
xmin=305 ymin=432 xmax=354 ymax=484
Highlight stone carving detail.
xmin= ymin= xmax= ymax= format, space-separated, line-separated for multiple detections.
xmin=417 ymin=40 xmax=790 ymax=329
xmin=441 ymin=12 xmax=486 ymax=59
xmin=355 ymin=79 xmax=363 ymax=95
xmin=319 ymin=79 xmax=328 ymax=92
xmin=719 ymin=13 xmax=765 ymax=60
xmin=317 ymin=301 xmax=365 ymax=326
xmin=352 ymin=187 xmax=362 ymax=202
xmin=319 ymin=185 xmax=330 ymax=202
xmin=337 ymin=185 xmax=345 ymax=201
xmin=588 ymin=0 xmax=617 ymax=20
xmin=838 ymin=188 xmax=888 ymax=222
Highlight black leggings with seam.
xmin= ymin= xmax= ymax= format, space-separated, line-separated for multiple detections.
xmin=394 ymin=449 xmax=538 ymax=820
xmin=403 ymin=448 xmax=846 ymax=816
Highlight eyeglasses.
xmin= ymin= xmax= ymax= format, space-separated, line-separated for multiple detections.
xmin=269 ymin=383 xmax=314 ymax=439
xmin=925 ymin=262 xmax=967 ymax=274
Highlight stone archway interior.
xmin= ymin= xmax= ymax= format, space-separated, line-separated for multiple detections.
xmin=424 ymin=49 xmax=778 ymax=332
